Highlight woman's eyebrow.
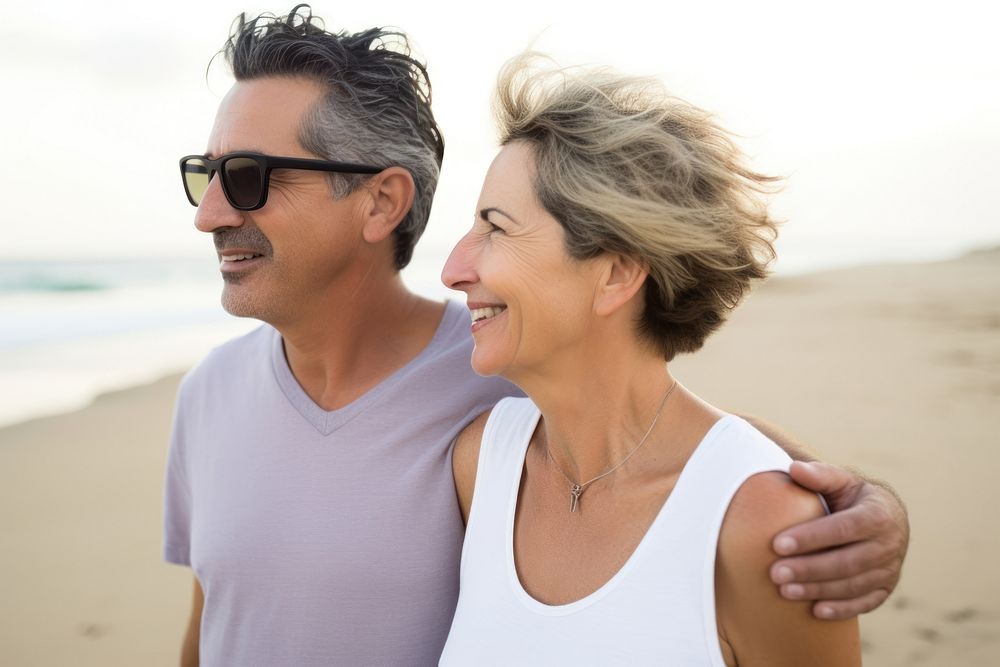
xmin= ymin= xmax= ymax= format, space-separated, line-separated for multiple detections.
xmin=479 ymin=207 xmax=520 ymax=225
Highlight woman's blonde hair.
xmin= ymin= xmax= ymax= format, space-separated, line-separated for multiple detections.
xmin=494 ymin=53 xmax=780 ymax=360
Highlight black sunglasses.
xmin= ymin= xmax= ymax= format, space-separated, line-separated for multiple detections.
xmin=179 ymin=152 xmax=385 ymax=211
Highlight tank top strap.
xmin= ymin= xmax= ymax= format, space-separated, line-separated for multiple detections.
xmin=476 ymin=396 xmax=541 ymax=489
xmin=665 ymin=415 xmax=792 ymax=524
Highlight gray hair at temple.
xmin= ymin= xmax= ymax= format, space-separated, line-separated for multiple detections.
xmin=493 ymin=53 xmax=781 ymax=361
xmin=221 ymin=4 xmax=444 ymax=270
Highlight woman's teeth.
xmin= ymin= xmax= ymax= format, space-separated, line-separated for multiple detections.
xmin=470 ymin=306 xmax=506 ymax=323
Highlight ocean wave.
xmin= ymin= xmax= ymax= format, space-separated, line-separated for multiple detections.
xmin=0 ymin=274 xmax=108 ymax=293
xmin=0 ymin=258 xmax=216 ymax=294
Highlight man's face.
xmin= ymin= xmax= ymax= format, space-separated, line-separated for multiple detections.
xmin=194 ymin=77 xmax=369 ymax=324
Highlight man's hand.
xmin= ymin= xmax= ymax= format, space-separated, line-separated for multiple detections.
xmin=769 ymin=461 xmax=909 ymax=620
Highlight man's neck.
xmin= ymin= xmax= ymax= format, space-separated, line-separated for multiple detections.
xmin=277 ymin=272 xmax=445 ymax=411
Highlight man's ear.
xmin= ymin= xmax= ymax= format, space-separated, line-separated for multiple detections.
xmin=593 ymin=253 xmax=648 ymax=317
xmin=361 ymin=167 xmax=415 ymax=244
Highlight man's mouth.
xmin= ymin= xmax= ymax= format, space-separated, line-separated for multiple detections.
xmin=220 ymin=252 xmax=265 ymax=263
xmin=218 ymin=250 xmax=267 ymax=274
xmin=214 ymin=226 xmax=273 ymax=270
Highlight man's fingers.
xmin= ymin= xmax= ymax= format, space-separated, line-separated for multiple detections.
xmin=787 ymin=461 xmax=858 ymax=498
xmin=773 ymin=505 xmax=873 ymax=556
xmin=774 ymin=462 xmax=908 ymax=621
xmin=770 ymin=541 xmax=886 ymax=585
xmin=811 ymin=589 xmax=891 ymax=620
xmin=777 ymin=567 xmax=896 ymax=602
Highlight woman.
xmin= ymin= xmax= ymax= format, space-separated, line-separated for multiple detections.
xmin=438 ymin=54 xmax=861 ymax=665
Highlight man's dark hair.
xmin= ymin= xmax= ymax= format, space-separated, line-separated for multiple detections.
xmin=222 ymin=4 xmax=445 ymax=270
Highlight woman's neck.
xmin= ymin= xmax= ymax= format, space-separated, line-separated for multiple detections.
xmin=515 ymin=339 xmax=678 ymax=484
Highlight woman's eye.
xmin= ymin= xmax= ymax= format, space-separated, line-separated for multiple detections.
xmin=481 ymin=218 xmax=505 ymax=235
xmin=474 ymin=212 xmax=505 ymax=236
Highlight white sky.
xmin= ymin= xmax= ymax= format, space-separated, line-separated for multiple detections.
xmin=1 ymin=0 xmax=997 ymax=289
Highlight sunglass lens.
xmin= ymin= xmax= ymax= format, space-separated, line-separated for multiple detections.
xmin=182 ymin=158 xmax=211 ymax=206
xmin=223 ymin=157 xmax=263 ymax=209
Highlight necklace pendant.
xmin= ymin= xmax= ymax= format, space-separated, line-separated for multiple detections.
xmin=569 ymin=484 xmax=583 ymax=513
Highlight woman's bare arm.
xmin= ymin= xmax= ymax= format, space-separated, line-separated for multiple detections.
xmin=715 ymin=472 xmax=861 ymax=667
xmin=452 ymin=409 xmax=492 ymax=526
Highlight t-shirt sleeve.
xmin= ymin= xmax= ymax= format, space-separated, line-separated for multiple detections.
xmin=163 ymin=383 xmax=193 ymax=567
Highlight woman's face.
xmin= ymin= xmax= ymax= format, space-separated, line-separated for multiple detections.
xmin=442 ymin=141 xmax=605 ymax=379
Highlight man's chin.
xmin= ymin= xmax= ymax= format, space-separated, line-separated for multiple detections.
xmin=221 ymin=285 xmax=267 ymax=320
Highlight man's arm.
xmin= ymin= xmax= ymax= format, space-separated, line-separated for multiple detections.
xmin=740 ymin=415 xmax=819 ymax=462
xmin=181 ymin=577 xmax=203 ymax=667
xmin=742 ymin=415 xmax=910 ymax=621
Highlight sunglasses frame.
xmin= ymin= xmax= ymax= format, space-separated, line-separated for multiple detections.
xmin=179 ymin=152 xmax=385 ymax=211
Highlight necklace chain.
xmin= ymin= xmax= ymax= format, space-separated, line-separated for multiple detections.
xmin=544 ymin=380 xmax=679 ymax=513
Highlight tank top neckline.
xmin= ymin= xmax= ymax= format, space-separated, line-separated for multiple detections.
xmin=502 ymin=404 xmax=737 ymax=617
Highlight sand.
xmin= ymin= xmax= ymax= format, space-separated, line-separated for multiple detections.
xmin=1 ymin=249 xmax=997 ymax=666
xmin=672 ymin=248 xmax=1000 ymax=665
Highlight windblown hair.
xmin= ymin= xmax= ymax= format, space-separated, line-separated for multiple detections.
xmin=493 ymin=53 xmax=780 ymax=360
xmin=222 ymin=4 xmax=444 ymax=269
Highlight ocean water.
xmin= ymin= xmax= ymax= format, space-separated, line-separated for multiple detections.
xmin=0 ymin=259 xmax=259 ymax=429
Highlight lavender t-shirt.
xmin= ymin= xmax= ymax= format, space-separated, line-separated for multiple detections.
xmin=163 ymin=301 xmax=517 ymax=666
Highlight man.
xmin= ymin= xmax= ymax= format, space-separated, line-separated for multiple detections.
xmin=164 ymin=6 xmax=909 ymax=666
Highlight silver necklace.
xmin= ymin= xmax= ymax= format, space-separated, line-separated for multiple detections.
xmin=544 ymin=380 xmax=678 ymax=513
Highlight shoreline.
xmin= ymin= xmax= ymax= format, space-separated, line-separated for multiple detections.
xmin=1 ymin=249 xmax=998 ymax=665
xmin=0 ymin=372 xmax=187 ymax=435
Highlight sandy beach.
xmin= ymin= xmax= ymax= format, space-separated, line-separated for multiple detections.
xmin=1 ymin=249 xmax=997 ymax=666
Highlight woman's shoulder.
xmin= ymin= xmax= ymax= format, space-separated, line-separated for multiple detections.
xmin=454 ymin=408 xmax=494 ymax=467
xmin=715 ymin=471 xmax=859 ymax=666
xmin=722 ymin=470 xmax=825 ymax=548
xmin=712 ymin=412 xmax=824 ymax=548
xmin=717 ymin=463 xmax=825 ymax=592
xmin=454 ymin=397 xmax=537 ymax=475
xmin=452 ymin=408 xmax=492 ymax=527
xmin=453 ymin=397 xmax=539 ymax=525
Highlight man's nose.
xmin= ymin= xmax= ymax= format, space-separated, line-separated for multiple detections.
xmin=441 ymin=234 xmax=479 ymax=292
xmin=193 ymin=175 xmax=244 ymax=233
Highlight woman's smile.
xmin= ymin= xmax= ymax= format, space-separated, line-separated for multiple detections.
xmin=469 ymin=303 xmax=509 ymax=333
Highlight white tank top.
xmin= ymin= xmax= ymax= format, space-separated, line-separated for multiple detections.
xmin=440 ymin=397 xmax=792 ymax=666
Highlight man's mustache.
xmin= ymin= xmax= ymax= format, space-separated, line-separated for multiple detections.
xmin=213 ymin=226 xmax=273 ymax=256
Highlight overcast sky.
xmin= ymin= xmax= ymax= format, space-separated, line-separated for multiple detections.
xmin=2 ymin=0 xmax=997 ymax=287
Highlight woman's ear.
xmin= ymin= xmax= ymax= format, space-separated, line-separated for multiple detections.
xmin=361 ymin=167 xmax=415 ymax=244
xmin=593 ymin=253 xmax=649 ymax=317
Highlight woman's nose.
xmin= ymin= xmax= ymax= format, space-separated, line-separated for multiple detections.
xmin=441 ymin=234 xmax=479 ymax=292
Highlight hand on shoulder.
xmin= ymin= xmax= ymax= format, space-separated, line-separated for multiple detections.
xmin=770 ymin=461 xmax=909 ymax=619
